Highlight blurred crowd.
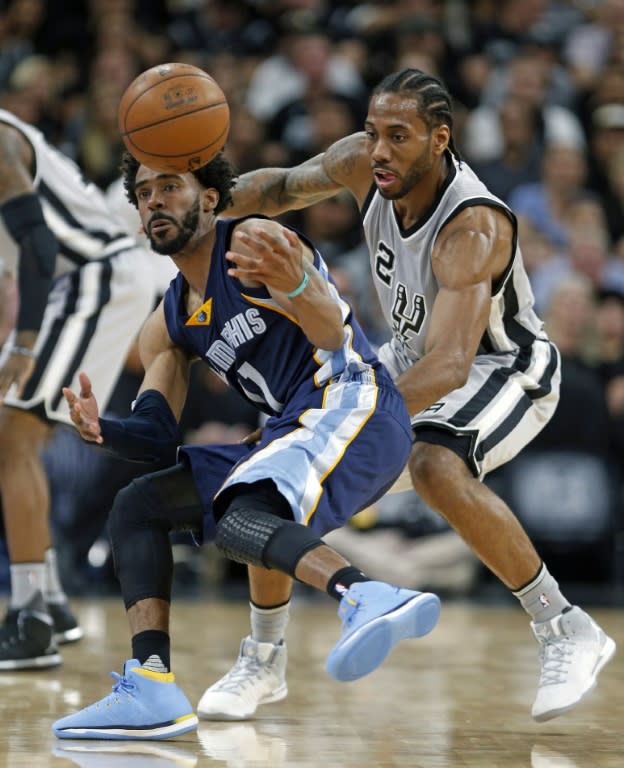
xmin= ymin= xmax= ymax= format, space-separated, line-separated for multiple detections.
xmin=0 ymin=0 xmax=623 ymax=599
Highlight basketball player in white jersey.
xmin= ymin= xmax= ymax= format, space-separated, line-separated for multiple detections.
xmin=198 ymin=68 xmax=615 ymax=722
xmin=0 ymin=110 xmax=158 ymax=669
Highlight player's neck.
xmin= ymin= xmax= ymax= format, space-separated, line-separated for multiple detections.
xmin=172 ymin=228 xmax=216 ymax=296
xmin=394 ymin=154 xmax=450 ymax=229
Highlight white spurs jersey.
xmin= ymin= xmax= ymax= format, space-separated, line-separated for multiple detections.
xmin=362 ymin=153 xmax=547 ymax=367
xmin=0 ymin=110 xmax=135 ymax=278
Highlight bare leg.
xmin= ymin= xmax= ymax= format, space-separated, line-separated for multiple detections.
xmin=248 ymin=565 xmax=292 ymax=607
xmin=294 ymin=544 xmax=351 ymax=591
xmin=0 ymin=407 xmax=52 ymax=562
xmin=127 ymin=597 xmax=169 ymax=635
xmin=409 ymin=442 xmax=540 ymax=590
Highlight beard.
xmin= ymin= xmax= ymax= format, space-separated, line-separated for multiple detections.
xmin=377 ymin=149 xmax=435 ymax=200
xmin=147 ymin=198 xmax=201 ymax=255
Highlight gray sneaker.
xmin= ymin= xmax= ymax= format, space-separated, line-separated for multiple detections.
xmin=531 ymin=606 xmax=616 ymax=721
xmin=197 ymin=636 xmax=287 ymax=720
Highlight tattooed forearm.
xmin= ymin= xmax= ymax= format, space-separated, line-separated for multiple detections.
xmin=229 ymin=170 xmax=290 ymax=216
xmin=228 ymin=132 xmax=369 ymax=217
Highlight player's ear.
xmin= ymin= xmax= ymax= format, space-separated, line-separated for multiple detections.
xmin=432 ymin=124 xmax=450 ymax=156
xmin=203 ymin=187 xmax=220 ymax=212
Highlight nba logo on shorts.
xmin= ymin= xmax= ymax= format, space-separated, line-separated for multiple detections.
xmin=539 ymin=593 xmax=550 ymax=608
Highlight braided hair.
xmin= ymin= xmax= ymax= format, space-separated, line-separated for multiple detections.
xmin=372 ymin=69 xmax=462 ymax=163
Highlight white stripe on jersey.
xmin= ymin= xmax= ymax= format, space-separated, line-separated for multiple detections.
xmin=216 ymin=375 xmax=378 ymax=525
xmin=37 ymin=261 xmax=106 ymax=404
xmin=463 ymin=343 xmax=551 ymax=438
xmin=41 ymin=202 xmax=113 ymax=262
xmin=0 ymin=110 xmax=132 ymax=278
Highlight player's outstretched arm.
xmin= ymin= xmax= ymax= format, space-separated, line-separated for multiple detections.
xmin=228 ymin=133 xmax=371 ymax=217
xmin=63 ymin=303 xmax=191 ymax=463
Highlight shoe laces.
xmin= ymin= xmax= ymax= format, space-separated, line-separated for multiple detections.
xmin=110 ymin=671 xmax=137 ymax=696
xmin=213 ymin=654 xmax=271 ymax=694
xmin=537 ymin=636 xmax=576 ymax=686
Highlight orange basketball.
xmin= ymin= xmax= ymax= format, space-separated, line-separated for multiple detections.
xmin=118 ymin=62 xmax=230 ymax=173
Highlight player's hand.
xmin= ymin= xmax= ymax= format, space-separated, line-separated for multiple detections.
xmin=62 ymin=371 xmax=103 ymax=443
xmin=226 ymin=226 xmax=306 ymax=295
xmin=0 ymin=351 xmax=36 ymax=404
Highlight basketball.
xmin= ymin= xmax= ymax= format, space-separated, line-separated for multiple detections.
xmin=118 ymin=62 xmax=230 ymax=173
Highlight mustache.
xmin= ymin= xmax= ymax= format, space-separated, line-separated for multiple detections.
xmin=147 ymin=212 xmax=178 ymax=230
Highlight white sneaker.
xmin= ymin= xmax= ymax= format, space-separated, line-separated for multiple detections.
xmin=197 ymin=636 xmax=287 ymax=720
xmin=531 ymin=606 xmax=616 ymax=722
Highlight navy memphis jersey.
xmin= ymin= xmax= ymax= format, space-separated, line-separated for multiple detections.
xmin=163 ymin=217 xmax=389 ymax=415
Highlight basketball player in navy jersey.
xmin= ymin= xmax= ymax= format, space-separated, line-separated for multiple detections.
xmin=0 ymin=111 xmax=159 ymax=670
xmin=199 ymin=68 xmax=615 ymax=723
xmin=52 ymin=150 xmax=440 ymax=740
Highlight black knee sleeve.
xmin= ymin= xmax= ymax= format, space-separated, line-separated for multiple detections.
xmin=109 ymin=479 xmax=174 ymax=609
xmin=215 ymin=492 xmax=322 ymax=578
xmin=109 ymin=463 xmax=202 ymax=609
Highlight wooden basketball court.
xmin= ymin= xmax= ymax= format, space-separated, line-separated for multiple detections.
xmin=2 ymin=597 xmax=621 ymax=767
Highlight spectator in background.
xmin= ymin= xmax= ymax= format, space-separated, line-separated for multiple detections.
xmin=76 ymin=78 xmax=128 ymax=189
xmin=0 ymin=0 xmax=46 ymax=90
xmin=530 ymin=195 xmax=624 ymax=313
xmin=470 ymin=95 xmax=544 ymax=202
xmin=267 ymin=91 xmax=361 ymax=166
xmin=501 ymin=273 xmax=619 ymax=586
xmin=462 ymin=52 xmax=585 ymax=164
xmin=595 ymin=288 xmax=624 ymax=484
xmin=585 ymin=104 xmax=624 ymax=252
xmin=540 ymin=275 xmax=606 ymax=453
xmin=245 ymin=14 xmax=365 ymax=125
xmin=562 ymin=0 xmax=624 ymax=93
xmin=167 ymin=0 xmax=273 ymax=61
xmin=508 ymin=141 xmax=589 ymax=251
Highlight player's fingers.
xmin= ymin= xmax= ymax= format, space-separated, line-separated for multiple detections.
xmin=281 ymin=227 xmax=299 ymax=247
xmin=252 ymin=228 xmax=290 ymax=252
xmin=226 ymin=251 xmax=262 ymax=271
xmin=78 ymin=371 xmax=92 ymax=398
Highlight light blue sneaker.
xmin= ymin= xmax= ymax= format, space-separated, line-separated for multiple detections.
xmin=326 ymin=582 xmax=441 ymax=681
xmin=53 ymin=660 xmax=199 ymax=740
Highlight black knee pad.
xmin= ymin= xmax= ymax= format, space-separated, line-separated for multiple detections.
xmin=215 ymin=506 xmax=283 ymax=568
xmin=215 ymin=499 xmax=322 ymax=578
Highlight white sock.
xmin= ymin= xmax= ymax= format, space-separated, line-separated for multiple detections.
xmin=44 ymin=547 xmax=67 ymax=604
xmin=9 ymin=562 xmax=45 ymax=609
xmin=512 ymin=563 xmax=570 ymax=624
xmin=250 ymin=601 xmax=290 ymax=645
